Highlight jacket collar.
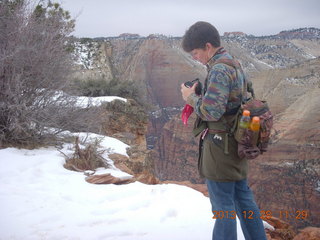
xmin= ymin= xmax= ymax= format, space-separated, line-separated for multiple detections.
xmin=206 ymin=47 xmax=226 ymax=70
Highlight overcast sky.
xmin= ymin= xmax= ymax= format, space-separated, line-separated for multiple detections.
xmin=61 ymin=0 xmax=320 ymax=38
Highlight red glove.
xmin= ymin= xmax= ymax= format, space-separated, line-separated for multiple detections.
xmin=181 ymin=104 xmax=194 ymax=125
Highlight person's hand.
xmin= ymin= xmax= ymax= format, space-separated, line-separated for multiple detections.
xmin=181 ymin=82 xmax=198 ymax=101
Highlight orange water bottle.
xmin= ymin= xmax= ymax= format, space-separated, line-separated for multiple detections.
xmin=250 ymin=116 xmax=260 ymax=145
xmin=235 ymin=110 xmax=251 ymax=142
xmin=239 ymin=110 xmax=251 ymax=128
xmin=250 ymin=116 xmax=260 ymax=131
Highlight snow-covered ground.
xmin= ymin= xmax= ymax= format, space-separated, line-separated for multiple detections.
xmin=74 ymin=96 xmax=127 ymax=108
xmin=0 ymin=131 xmax=250 ymax=240
xmin=49 ymin=91 xmax=127 ymax=108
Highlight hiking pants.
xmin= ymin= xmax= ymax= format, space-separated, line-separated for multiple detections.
xmin=206 ymin=178 xmax=267 ymax=240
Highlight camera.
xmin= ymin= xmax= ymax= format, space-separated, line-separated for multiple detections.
xmin=184 ymin=78 xmax=202 ymax=95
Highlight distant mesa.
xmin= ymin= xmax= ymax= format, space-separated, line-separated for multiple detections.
xmin=118 ymin=33 xmax=141 ymax=39
xmin=278 ymin=27 xmax=320 ymax=39
xmin=223 ymin=31 xmax=247 ymax=37
xmin=223 ymin=28 xmax=320 ymax=39
xmin=117 ymin=33 xmax=168 ymax=40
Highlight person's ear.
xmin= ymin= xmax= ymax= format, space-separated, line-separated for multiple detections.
xmin=205 ymin=42 xmax=213 ymax=51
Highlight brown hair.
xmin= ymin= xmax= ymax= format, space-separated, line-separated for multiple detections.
xmin=182 ymin=21 xmax=221 ymax=52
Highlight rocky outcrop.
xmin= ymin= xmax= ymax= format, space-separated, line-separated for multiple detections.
xmin=108 ymin=152 xmax=159 ymax=185
xmin=85 ymin=170 xmax=159 ymax=185
xmin=266 ymin=217 xmax=296 ymax=240
xmin=293 ymin=227 xmax=320 ymax=240
xmin=102 ymin=99 xmax=147 ymax=146
xmin=265 ymin=217 xmax=320 ymax=240
xmin=85 ymin=173 xmax=135 ymax=185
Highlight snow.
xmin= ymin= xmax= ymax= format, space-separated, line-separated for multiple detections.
xmin=45 ymin=90 xmax=127 ymax=109
xmin=74 ymin=96 xmax=127 ymax=108
xmin=73 ymin=41 xmax=99 ymax=70
xmin=316 ymin=180 xmax=320 ymax=193
xmin=255 ymin=58 xmax=274 ymax=68
xmin=0 ymin=133 xmax=249 ymax=240
xmin=68 ymin=132 xmax=129 ymax=157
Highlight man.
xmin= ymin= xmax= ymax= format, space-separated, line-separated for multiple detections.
xmin=180 ymin=21 xmax=267 ymax=240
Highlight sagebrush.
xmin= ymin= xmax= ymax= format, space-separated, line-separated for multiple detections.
xmin=63 ymin=136 xmax=109 ymax=172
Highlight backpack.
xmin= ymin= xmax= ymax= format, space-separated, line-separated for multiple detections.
xmin=214 ymin=59 xmax=273 ymax=159
xmin=233 ymin=95 xmax=273 ymax=159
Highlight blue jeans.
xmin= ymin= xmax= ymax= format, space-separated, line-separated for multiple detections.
xmin=206 ymin=179 xmax=267 ymax=240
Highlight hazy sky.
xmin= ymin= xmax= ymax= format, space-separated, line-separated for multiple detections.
xmin=61 ymin=0 xmax=320 ymax=38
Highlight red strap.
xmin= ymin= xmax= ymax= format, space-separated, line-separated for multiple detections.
xmin=181 ymin=104 xmax=194 ymax=125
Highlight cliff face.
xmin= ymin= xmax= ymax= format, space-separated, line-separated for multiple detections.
xmin=73 ymin=29 xmax=320 ymax=229
xmin=74 ymin=37 xmax=206 ymax=107
xmin=131 ymin=38 xmax=206 ymax=107
xmin=154 ymin=114 xmax=202 ymax=183
xmin=118 ymin=37 xmax=206 ymax=150
xmin=248 ymin=58 xmax=320 ymax=229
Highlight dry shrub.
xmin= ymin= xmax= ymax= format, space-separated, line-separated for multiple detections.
xmin=0 ymin=0 xmax=78 ymax=146
xmin=63 ymin=136 xmax=109 ymax=172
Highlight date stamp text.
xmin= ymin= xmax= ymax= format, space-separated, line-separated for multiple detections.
xmin=212 ymin=210 xmax=309 ymax=220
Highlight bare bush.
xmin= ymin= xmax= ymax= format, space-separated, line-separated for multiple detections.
xmin=0 ymin=1 xmax=98 ymax=146
xmin=63 ymin=136 xmax=109 ymax=172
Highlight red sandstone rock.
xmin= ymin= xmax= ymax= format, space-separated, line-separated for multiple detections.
xmin=293 ymin=227 xmax=320 ymax=240
xmin=85 ymin=173 xmax=135 ymax=185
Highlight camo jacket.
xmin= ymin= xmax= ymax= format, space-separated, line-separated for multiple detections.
xmin=186 ymin=47 xmax=248 ymax=182
xmin=186 ymin=47 xmax=245 ymax=121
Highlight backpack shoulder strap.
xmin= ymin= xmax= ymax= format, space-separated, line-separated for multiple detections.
xmin=211 ymin=58 xmax=248 ymax=137
xmin=213 ymin=58 xmax=241 ymax=69
xmin=213 ymin=58 xmax=256 ymax=100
